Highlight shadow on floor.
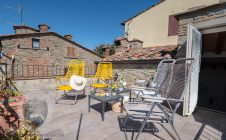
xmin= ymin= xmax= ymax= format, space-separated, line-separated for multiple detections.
xmin=193 ymin=108 xmax=225 ymax=140
xmin=118 ymin=115 xmax=159 ymax=132
xmin=90 ymin=102 xmax=112 ymax=113
xmin=117 ymin=115 xmax=163 ymax=140
xmin=193 ymin=123 xmax=223 ymax=140
xmin=56 ymin=94 xmax=87 ymax=105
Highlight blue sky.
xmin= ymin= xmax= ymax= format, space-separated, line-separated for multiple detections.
xmin=0 ymin=0 xmax=159 ymax=50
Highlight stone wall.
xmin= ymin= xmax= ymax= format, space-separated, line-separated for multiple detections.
xmin=112 ymin=62 xmax=158 ymax=86
xmin=177 ymin=3 xmax=226 ymax=57
xmin=0 ymin=33 xmax=101 ymax=77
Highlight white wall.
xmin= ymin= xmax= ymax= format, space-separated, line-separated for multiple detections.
xmin=124 ymin=0 xmax=221 ymax=47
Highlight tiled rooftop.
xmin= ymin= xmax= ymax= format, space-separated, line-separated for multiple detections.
xmin=103 ymin=45 xmax=177 ymax=61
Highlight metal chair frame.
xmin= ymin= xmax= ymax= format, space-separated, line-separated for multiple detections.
xmin=90 ymin=62 xmax=113 ymax=90
xmin=55 ymin=60 xmax=85 ymax=104
xmin=130 ymin=59 xmax=174 ymax=99
xmin=123 ymin=58 xmax=194 ymax=140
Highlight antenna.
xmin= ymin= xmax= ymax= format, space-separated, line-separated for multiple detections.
xmin=4 ymin=4 xmax=23 ymax=25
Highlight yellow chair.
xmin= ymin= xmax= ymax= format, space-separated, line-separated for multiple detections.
xmin=90 ymin=62 xmax=112 ymax=89
xmin=55 ymin=60 xmax=85 ymax=104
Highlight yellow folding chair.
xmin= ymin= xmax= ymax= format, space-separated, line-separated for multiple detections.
xmin=90 ymin=62 xmax=112 ymax=90
xmin=55 ymin=60 xmax=85 ymax=104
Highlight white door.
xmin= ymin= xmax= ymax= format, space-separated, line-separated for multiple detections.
xmin=183 ymin=24 xmax=202 ymax=116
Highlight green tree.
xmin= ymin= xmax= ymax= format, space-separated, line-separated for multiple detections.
xmin=93 ymin=44 xmax=115 ymax=56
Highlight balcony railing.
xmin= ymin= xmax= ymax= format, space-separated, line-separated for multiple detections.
xmin=11 ymin=64 xmax=97 ymax=79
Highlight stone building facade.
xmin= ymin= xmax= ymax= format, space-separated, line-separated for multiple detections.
xmin=176 ymin=2 xmax=226 ymax=56
xmin=0 ymin=24 xmax=101 ymax=78
xmin=176 ymin=2 xmax=226 ymax=112
xmin=103 ymin=2 xmax=226 ymax=87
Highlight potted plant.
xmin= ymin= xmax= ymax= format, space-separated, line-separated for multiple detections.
xmin=0 ymin=80 xmax=42 ymax=140
xmin=112 ymin=73 xmax=127 ymax=92
xmin=0 ymin=80 xmax=25 ymax=130
xmin=0 ymin=120 xmax=41 ymax=140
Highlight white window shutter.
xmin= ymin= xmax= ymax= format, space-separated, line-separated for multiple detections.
xmin=183 ymin=24 xmax=202 ymax=116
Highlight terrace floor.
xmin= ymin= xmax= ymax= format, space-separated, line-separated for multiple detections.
xmin=18 ymin=79 xmax=226 ymax=140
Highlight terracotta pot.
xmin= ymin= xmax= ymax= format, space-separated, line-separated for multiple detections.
xmin=0 ymin=96 xmax=25 ymax=130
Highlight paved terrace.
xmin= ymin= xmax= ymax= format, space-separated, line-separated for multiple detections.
xmin=15 ymin=79 xmax=226 ymax=140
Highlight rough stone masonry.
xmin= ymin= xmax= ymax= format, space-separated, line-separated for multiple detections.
xmin=0 ymin=24 xmax=101 ymax=78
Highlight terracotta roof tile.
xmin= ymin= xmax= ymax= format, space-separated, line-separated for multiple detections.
xmin=102 ymin=45 xmax=177 ymax=61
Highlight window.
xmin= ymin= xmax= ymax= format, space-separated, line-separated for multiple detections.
xmin=168 ymin=15 xmax=179 ymax=36
xmin=67 ymin=47 xmax=75 ymax=57
xmin=32 ymin=38 xmax=40 ymax=48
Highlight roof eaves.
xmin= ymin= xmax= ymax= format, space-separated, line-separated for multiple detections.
xmin=121 ymin=0 xmax=166 ymax=26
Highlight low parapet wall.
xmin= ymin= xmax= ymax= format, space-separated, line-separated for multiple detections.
xmin=13 ymin=78 xmax=93 ymax=93
xmin=110 ymin=60 xmax=159 ymax=86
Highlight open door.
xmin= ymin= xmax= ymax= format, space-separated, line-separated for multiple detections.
xmin=183 ymin=24 xmax=202 ymax=116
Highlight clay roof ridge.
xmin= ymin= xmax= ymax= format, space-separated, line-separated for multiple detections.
xmin=103 ymin=45 xmax=177 ymax=61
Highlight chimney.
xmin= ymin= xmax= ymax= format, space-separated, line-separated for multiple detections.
xmin=38 ymin=24 xmax=50 ymax=32
xmin=114 ymin=36 xmax=129 ymax=53
xmin=64 ymin=34 xmax=73 ymax=40
xmin=102 ymin=46 xmax=110 ymax=57
xmin=129 ymin=39 xmax=143 ymax=48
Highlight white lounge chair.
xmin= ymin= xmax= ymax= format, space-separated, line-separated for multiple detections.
xmin=123 ymin=58 xmax=194 ymax=140
xmin=130 ymin=59 xmax=174 ymax=98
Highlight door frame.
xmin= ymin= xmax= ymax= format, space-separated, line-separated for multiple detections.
xmin=182 ymin=15 xmax=226 ymax=116
xmin=183 ymin=24 xmax=202 ymax=116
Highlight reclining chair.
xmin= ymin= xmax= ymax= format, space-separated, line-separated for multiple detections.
xmin=90 ymin=62 xmax=112 ymax=91
xmin=123 ymin=58 xmax=194 ymax=140
xmin=55 ymin=60 xmax=85 ymax=104
xmin=130 ymin=59 xmax=174 ymax=99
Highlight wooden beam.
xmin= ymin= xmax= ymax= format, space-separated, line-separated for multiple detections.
xmin=194 ymin=16 xmax=226 ymax=30
xmin=215 ymin=32 xmax=226 ymax=54
xmin=201 ymin=26 xmax=226 ymax=35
